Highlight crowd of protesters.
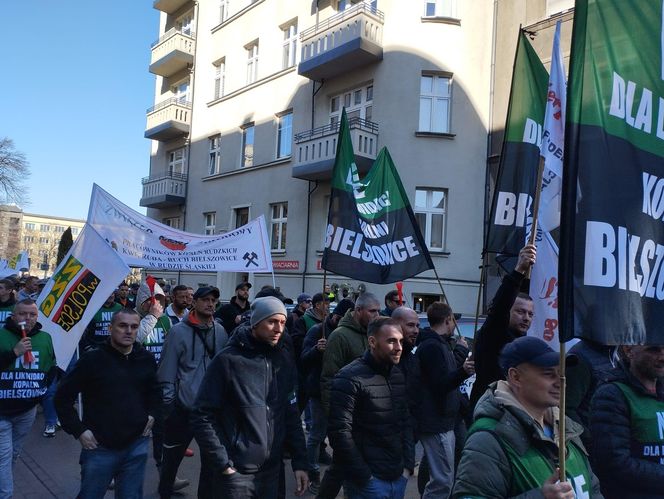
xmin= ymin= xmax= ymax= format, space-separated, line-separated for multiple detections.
xmin=1 ymin=244 xmax=664 ymax=498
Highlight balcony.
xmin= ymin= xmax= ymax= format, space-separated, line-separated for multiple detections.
xmin=144 ymin=98 xmax=191 ymax=141
xmin=140 ymin=173 xmax=187 ymax=208
xmin=153 ymin=0 xmax=191 ymax=14
xmin=298 ymin=2 xmax=384 ymax=81
xmin=149 ymin=28 xmax=195 ymax=78
xmin=292 ymin=118 xmax=379 ymax=181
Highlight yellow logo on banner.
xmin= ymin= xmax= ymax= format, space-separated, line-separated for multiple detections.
xmin=40 ymin=256 xmax=84 ymax=316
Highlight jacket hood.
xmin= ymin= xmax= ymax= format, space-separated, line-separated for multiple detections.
xmin=4 ymin=316 xmax=43 ymax=336
xmin=229 ymin=324 xmax=283 ymax=353
xmin=337 ymin=309 xmax=364 ymax=334
xmin=304 ymin=307 xmax=323 ymax=322
xmin=135 ymin=281 xmax=165 ymax=316
xmin=605 ymin=361 xmax=664 ymax=398
xmin=417 ymin=327 xmax=447 ymax=345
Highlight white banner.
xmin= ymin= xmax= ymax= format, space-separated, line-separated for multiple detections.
xmin=528 ymin=230 xmax=560 ymax=349
xmin=36 ymin=225 xmax=130 ymax=368
xmin=87 ymin=184 xmax=273 ymax=273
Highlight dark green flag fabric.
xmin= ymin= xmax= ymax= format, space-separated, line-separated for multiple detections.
xmin=486 ymin=31 xmax=549 ymax=256
xmin=560 ymin=0 xmax=664 ymax=344
xmin=322 ymin=110 xmax=433 ymax=284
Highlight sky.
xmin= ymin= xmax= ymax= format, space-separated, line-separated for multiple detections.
xmin=2 ymin=2 xmax=159 ymax=220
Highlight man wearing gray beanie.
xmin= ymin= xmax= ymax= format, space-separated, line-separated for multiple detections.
xmin=192 ymin=296 xmax=309 ymax=498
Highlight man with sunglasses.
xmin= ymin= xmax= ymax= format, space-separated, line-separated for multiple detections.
xmin=380 ymin=290 xmax=401 ymax=317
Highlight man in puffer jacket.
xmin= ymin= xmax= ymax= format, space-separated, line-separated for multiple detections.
xmin=453 ymin=336 xmax=602 ymax=499
xmin=328 ymin=317 xmax=414 ymax=499
xmin=192 ymin=296 xmax=308 ymax=499
xmin=590 ymin=345 xmax=664 ymax=499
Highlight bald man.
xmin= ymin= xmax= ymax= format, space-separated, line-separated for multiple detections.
xmin=392 ymin=307 xmax=420 ymax=380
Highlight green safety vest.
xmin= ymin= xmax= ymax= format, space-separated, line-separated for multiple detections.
xmin=0 ymin=304 xmax=14 ymax=329
xmin=468 ymin=417 xmax=593 ymax=498
xmin=90 ymin=303 xmax=123 ymax=342
xmin=143 ymin=315 xmax=171 ymax=364
xmin=614 ymin=381 xmax=664 ymax=465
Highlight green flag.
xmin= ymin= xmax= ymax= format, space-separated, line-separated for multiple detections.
xmin=322 ymin=110 xmax=433 ymax=284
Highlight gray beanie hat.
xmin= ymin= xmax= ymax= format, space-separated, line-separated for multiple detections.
xmin=250 ymin=296 xmax=287 ymax=327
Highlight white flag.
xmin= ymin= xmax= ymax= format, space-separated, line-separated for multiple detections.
xmin=87 ymin=184 xmax=273 ymax=273
xmin=528 ymin=230 xmax=561 ymax=349
xmin=37 ymin=224 xmax=130 ymax=368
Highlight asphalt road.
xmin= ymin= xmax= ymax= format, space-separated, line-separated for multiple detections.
xmin=14 ymin=410 xmax=424 ymax=498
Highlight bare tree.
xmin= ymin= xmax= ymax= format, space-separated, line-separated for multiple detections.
xmin=0 ymin=138 xmax=30 ymax=205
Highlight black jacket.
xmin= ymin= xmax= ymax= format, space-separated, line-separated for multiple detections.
xmin=590 ymin=364 xmax=664 ymax=499
xmin=215 ymin=296 xmax=250 ymax=335
xmin=55 ymin=342 xmax=159 ymax=449
xmin=469 ymin=270 xmax=525 ymax=408
xmin=412 ymin=328 xmax=469 ymax=434
xmin=191 ymin=326 xmax=307 ymax=474
xmin=328 ymin=351 xmax=414 ymax=485
xmin=300 ymin=317 xmax=334 ymax=399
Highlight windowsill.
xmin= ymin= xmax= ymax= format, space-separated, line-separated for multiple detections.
xmin=421 ymin=16 xmax=461 ymax=26
xmin=211 ymin=0 xmax=266 ymax=33
xmin=202 ymin=157 xmax=291 ymax=180
xmin=207 ymin=67 xmax=296 ymax=107
xmin=415 ymin=131 xmax=456 ymax=139
xmin=271 ymin=250 xmax=286 ymax=255
xmin=429 ymin=250 xmax=451 ymax=256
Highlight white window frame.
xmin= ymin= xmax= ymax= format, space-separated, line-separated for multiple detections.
xmin=414 ymin=188 xmax=448 ymax=251
xmin=168 ymin=147 xmax=187 ymax=175
xmin=40 ymin=224 xmax=50 ymax=232
xmin=209 ymin=135 xmax=221 ymax=175
xmin=276 ymin=111 xmax=293 ymax=159
xmin=241 ymin=123 xmax=255 ymax=168
xmin=54 ymin=226 xmax=65 ymax=233
xmin=25 ymin=223 xmax=35 ymax=230
xmin=71 ymin=227 xmax=79 ymax=235
xmin=270 ymin=202 xmax=288 ymax=252
xmin=329 ymin=83 xmax=374 ymax=124
xmin=176 ymin=11 xmax=195 ymax=35
xmin=204 ymin=212 xmax=216 ymax=235
xmin=172 ymin=80 xmax=190 ymax=104
xmin=213 ymin=59 xmax=225 ymax=99
xmin=423 ymin=0 xmax=458 ymax=18
xmin=39 ymin=237 xmax=49 ymax=244
xmin=419 ymin=73 xmax=452 ymax=133
xmin=220 ymin=0 xmax=230 ymax=23
xmin=246 ymin=41 xmax=259 ymax=85
xmin=282 ymin=23 xmax=298 ymax=69
xmin=163 ymin=217 xmax=181 ymax=229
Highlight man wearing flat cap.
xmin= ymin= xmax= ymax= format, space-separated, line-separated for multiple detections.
xmin=453 ymin=336 xmax=603 ymax=499
xmin=193 ymin=296 xmax=309 ymax=498
xmin=215 ymin=282 xmax=252 ymax=335
xmin=158 ymin=286 xmax=229 ymax=499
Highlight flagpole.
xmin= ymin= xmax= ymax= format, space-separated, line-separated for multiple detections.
xmin=322 ymin=269 xmax=328 ymax=338
xmin=271 ymin=269 xmax=276 ymax=288
xmin=472 ymin=253 xmax=487 ymax=341
xmin=526 ymin=156 xmax=546 ymax=278
xmin=559 ymin=340 xmax=567 ymax=480
xmin=431 ymin=266 xmax=461 ymax=338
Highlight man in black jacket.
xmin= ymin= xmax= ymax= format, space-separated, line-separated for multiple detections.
xmin=214 ymin=282 xmax=251 ymax=335
xmin=590 ymin=345 xmax=664 ymax=499
xmin=192 ymin=296 xmax=308 ymax=499
xmin=469 ymin=243 xmax=536 ymax=409
xmin=328 ymin=317 xmax=414 ymax=499
xmin=55 ymin=309 xmax=159 ymax=498
xmin=413 ymin=302 xmax=474 ymax=499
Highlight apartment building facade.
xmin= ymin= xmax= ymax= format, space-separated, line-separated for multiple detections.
xmin=141 ymin=0 xmax=574 ymax=312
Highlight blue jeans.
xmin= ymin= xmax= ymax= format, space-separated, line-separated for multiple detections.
xmin=305 ymin=397 xmax=327 ymax=473
xmin=0 ymin=407 xmax=37 ymax=499
xmin=345 ymin=476 xmax=408 ymax=499
xmin=79 ymin=436 xmax=149 ymax=499
xmin=41 ymin=379 xmax=58 ymax=426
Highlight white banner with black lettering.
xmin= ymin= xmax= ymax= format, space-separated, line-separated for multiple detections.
xmin=87 ymin=184 xmax=273 ymax=273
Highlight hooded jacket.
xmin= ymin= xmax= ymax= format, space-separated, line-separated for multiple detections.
xmin=453 ymin=381 xmax=603 ymax=498
xmin=191 ymin=325 xmax=307 ymax=474
xmin=214 ymin=295 xmax=251 ymax=335
xmin=55 ymin=342 xmax=159 ymax=449
xmin=300 ymin=316 xmax=334 ymax=399
xmin=590 ymin=364 xmax=664 ymax=499
xmin=0 ymin=295 xmax=16 ymax=329
xmin=157 ymin=311 xmax=228 ymax=410
xmin=320 ymin=309 xmax=368 ymax=411
xmin=135 ymin=281 xmax=166 ymax=345
xmin=0 ymin=316 xmax=57 ymax=416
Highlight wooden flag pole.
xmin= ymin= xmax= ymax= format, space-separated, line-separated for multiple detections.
xmin=526 ymin=156 xmax=546 ymax=278
xmin=472 ymin=254 xmax=487 ymax=341
xmin=558 ymin=340 xmax=567 ymax=481
xmin=432 ymin=266 xmax=462 ymax=338
xmin=322 ymin=269 xmax=328 ymax=338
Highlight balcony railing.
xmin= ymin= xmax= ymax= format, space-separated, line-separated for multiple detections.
xmin=149 ymin=28 xmax=196 ymax=77
xmin=299 ymin=2 xmax=384 ymax=80
xmin=145 ymin=98 xmax=191 ymax=141
xmin=140 ymin=173 xmax=187 ymax=208
xmin=292 ymin=117 xmax=379 ymax=180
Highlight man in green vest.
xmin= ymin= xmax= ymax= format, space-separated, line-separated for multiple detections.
xmin=79 ymin=293 xmax=123 ymax=353
xmin=0 ymin=279 xmax=16 ymax=329
xmin=0 ymin=299 xmax=57 ymax=499
xmin=590 ymin=345 xmax=664 ymax=499
xmin=453 ymin=336 xmax=602 ymax=498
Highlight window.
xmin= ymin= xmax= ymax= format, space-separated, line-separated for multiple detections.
xmin=176 ymin=12 xmax=194 ymax=36
xmin=219 ymin=0 xmax=230 ymax=23
xmin=277 ymin=112 xmax=293 ymax=159
xmin=25 ymin=223 xmax=35 ymax=230
xmin=270 ymin=203 xmax=288 ymax=251
xmin=40 ymin=224 xmax=50 ymax=232
xmin=169 ymin=147 xmax=187 ymax=175
xmin=246 ymin=42 xmax=259 ymax=84
xmin=54 ymin=226 xmax=65 ymax=233
xmin=172 ymin=81 xmax=190 ymax=104
xmin=329 ymin=84 xmax=374 ymax=124
xmin=235 ymin=207 xmax=249 ymax=228
xmin=241 ymin=124 xmax=254 ymax=168
xmin=414 ymin=188 xmax=447 ymax=250
xmin=282 ymin=23 xmax=298 ymax=69
xmin=204 ymin=212 xmax=216 ymax=235
xmin=213 ymin=59 xmax=225 ymax=99
xmin=209 ymin=135 xmax=221 ymax=175
xmin=24 ymin=236 xmax=35 ymax=243
xmin=424 ymin=0 xmax=458 ymax=18
xmin=163 ymin=217 xmax=181 ymax=229
xmin=339 ymin=0 xmax=377 ymax=10
xmin=71 ymin=227 xmax=79 ymax=235
xmin=39 ymin=237 xmax=49 ymax=244
xmin=419 ymin=74 xmax=452 ymax=133
xmin=546 ymin=0 xmax=574 ymax=16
